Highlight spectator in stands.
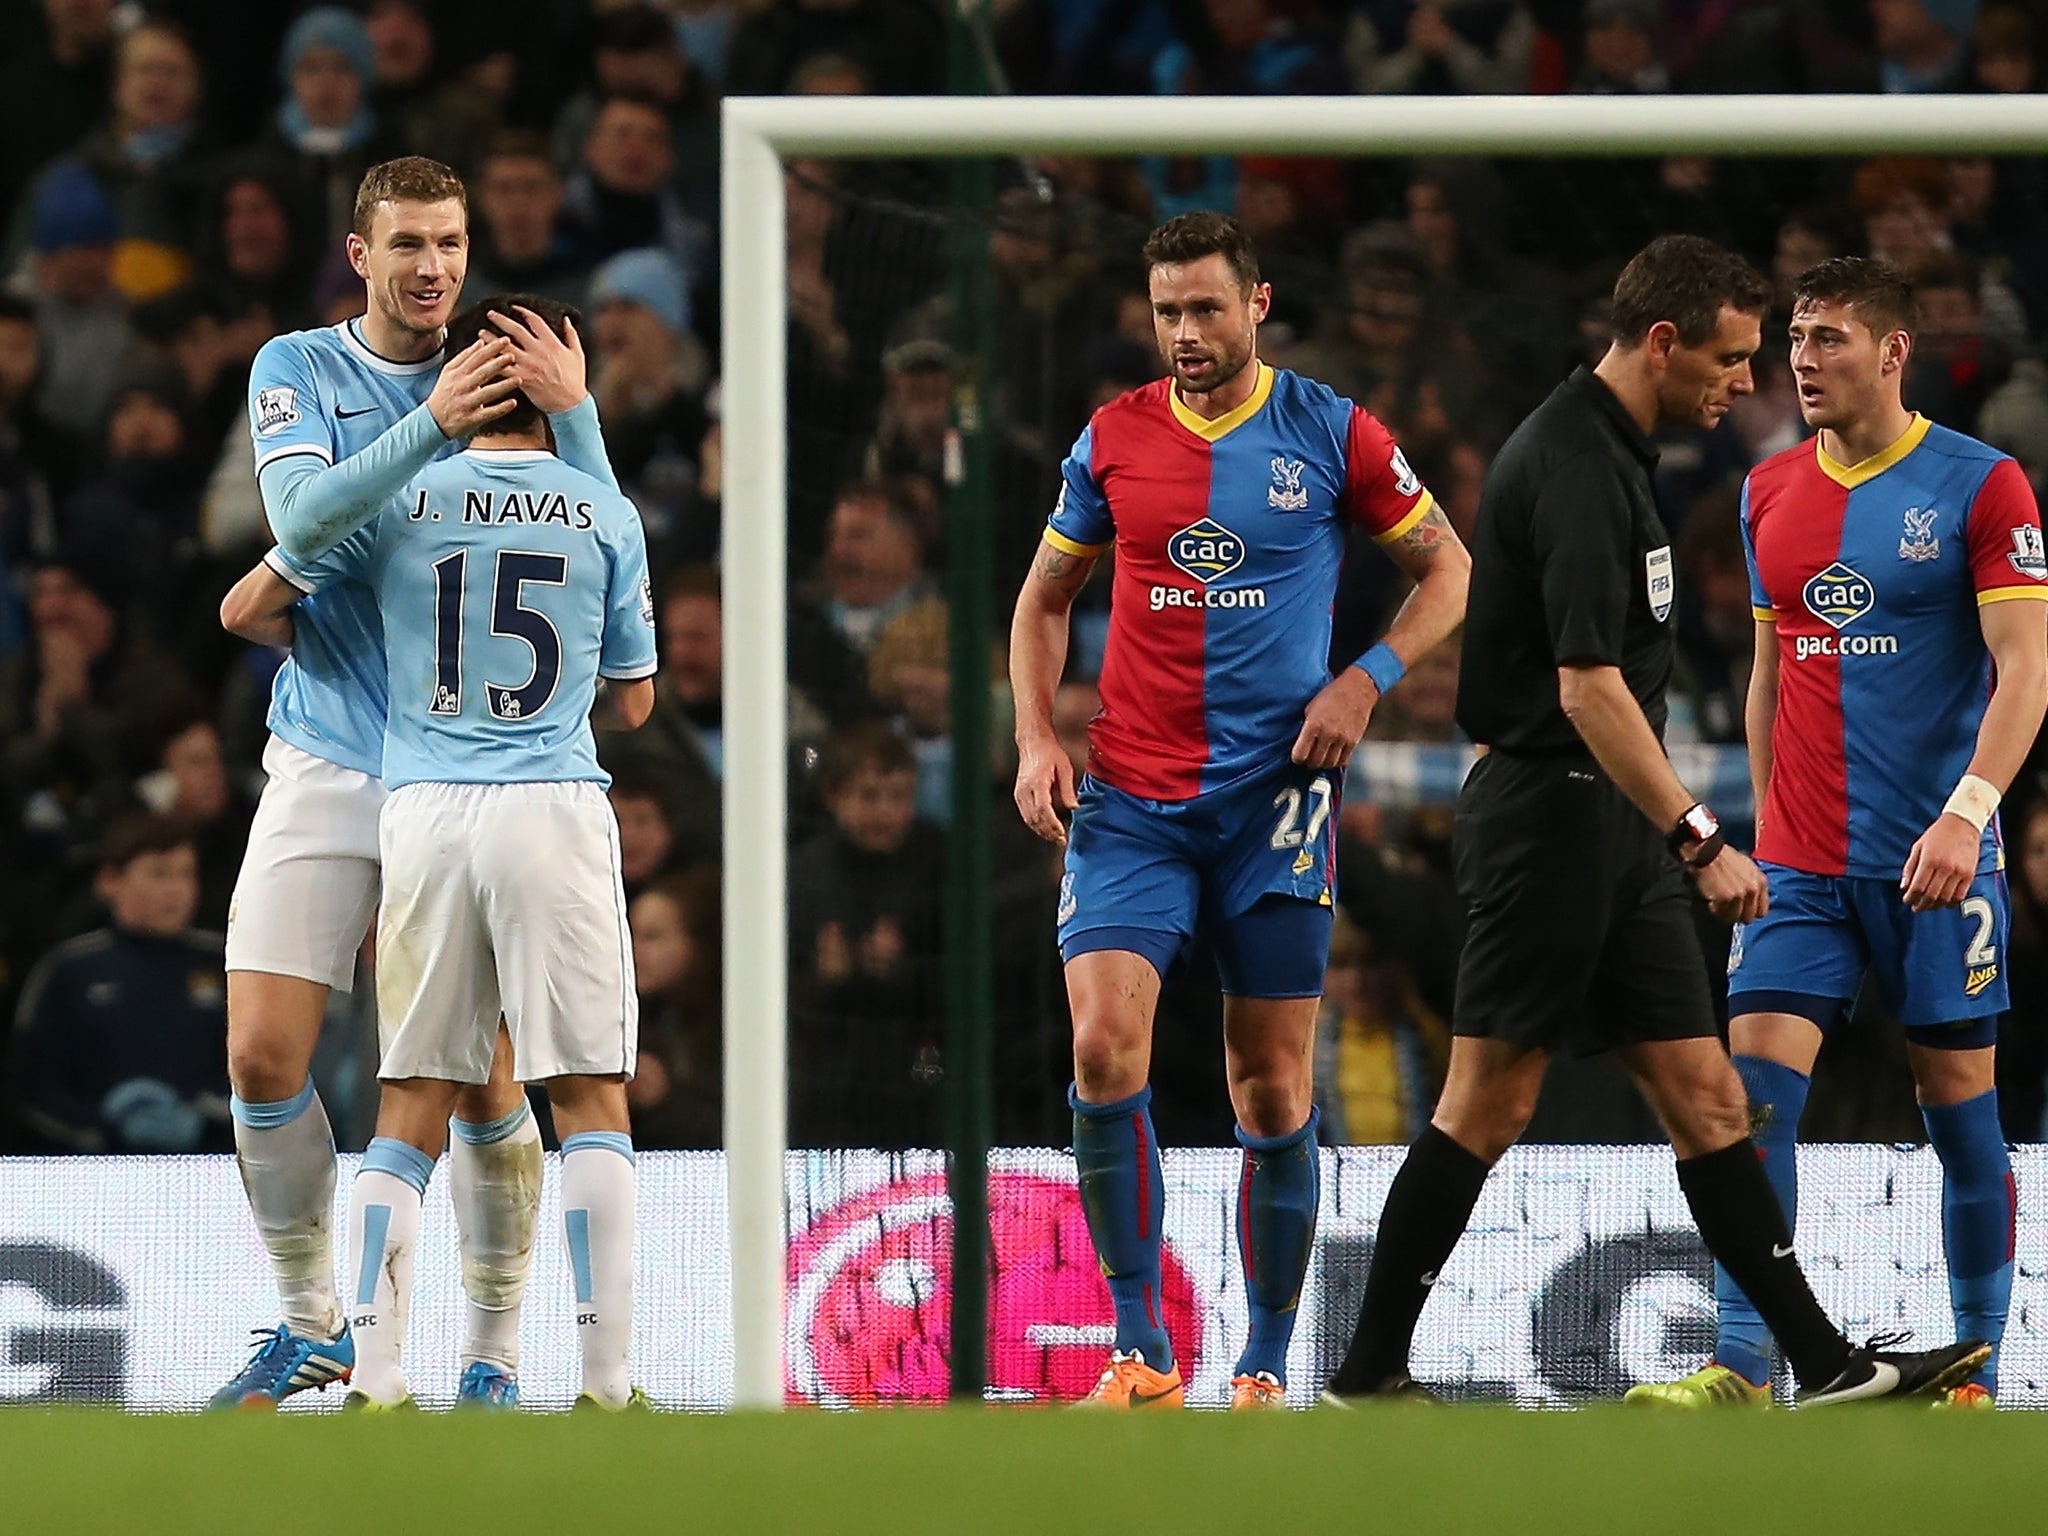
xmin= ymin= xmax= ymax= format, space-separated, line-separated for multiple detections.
xmin=1313 ymin=909 xmax=1449 ymax=1144
xmin=464 ymin=132 xmax=591 ymax=306
xmin=1364 ymin=636 xmax=1462 ymax=745
xmin=196 ymin=166 xmax=315 ymax=336
xmin=0 ymin=562 xmax=190 ymax=826
xmin=65 ymin=18 xmax=210 ymax=297
xmin=1998 ymin=794 xmax=2048 ymax=1139
xmin=609 ymin=768 xmax=686 ymax=902
xmin=365 ymin=0 xmax=500 ymax=174
xmin=1347 ymin=0 xmax=1533 ymax=93
xmin=1570 ymin=0 xmax=1671 ymax=91
xmin=1972 ymin=1 xmax=2036 ymax=89
xmin=1275 ymin=227 xmax=1435 ymax=430
xmin=62 ymin=364 xmax=209 ymax=642
xmin=788 ymin=721 xmax=944 ymax=1149
xmin=626 ymin=866 xmax=723 ymax=1149
xmin=1871 ymin=0 xmax=1976 ymax=91
xmin=562 ymin=96 xmax=705 ymax=276
xmin=1854 ymin=158 xmax=2029 ymax=350
xmin=868 ymin=598 xmax=952 ymax=824
xmin=22 ymin=160 xmax=136 ymax=441
xmin=1672 ymin=488 xmax=1755 ymax=744
xmin=257 ymin=7 xmax=404 ymax=261
xmin=11 ymin=813 xmax=230 ymax=1153
xmin=587 ymin=248 xmax=712 ymax=556
xmin=1905 ymin=252 xmax=2008 ymax=433
xmin=723 ymin=0 xmax=946 ymax=96
xmin=807 ymin=481 xmax=932 ymax=658
xmin=1771 ymin=204 xmax=1864 ymax=316
xmin=862 ymin=338 xmax=952 ymax=535
xmin=554 ymin=6 xmax=718 ymax=231
xmin=131 ymin=713 xmax=251 ymax=930
xmin=0 ymin=297 xmax=71 ymax=639
xmin=0 ymin=0 xmax=116 ymax=225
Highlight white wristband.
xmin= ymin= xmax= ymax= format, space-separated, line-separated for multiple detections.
xmin=1942 ymin=774 xmax=2001 ymax=834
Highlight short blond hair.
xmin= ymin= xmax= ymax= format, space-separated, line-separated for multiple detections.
xmin=352 ymin=156 xmax=467 ymax=239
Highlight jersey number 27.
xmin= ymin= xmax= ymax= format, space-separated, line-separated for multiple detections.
xmin=430 ymin=550 xmax=567 ymax=722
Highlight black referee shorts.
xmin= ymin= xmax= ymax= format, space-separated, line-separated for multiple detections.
xmin=1450 ymin=750 xmax=1719 ymax=1057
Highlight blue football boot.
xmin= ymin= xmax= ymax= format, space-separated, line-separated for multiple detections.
xmin=208 ymin=1324 xmax=355 ymax=1409
xmin=455 ymin=1362 xmax=521 ymax=1411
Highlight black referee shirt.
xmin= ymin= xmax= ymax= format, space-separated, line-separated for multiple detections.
xmin=1456 ymin=366 xmax=1678 ymax=752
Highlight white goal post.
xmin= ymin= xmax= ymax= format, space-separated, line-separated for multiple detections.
xmin=718 ymin=92 xmax=2048 ymax=1411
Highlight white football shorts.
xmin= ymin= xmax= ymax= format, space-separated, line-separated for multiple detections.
xmin=225 ymin=736 xmax=384 ymax=992
xmin=375 ymin=779 xmax=637 ymax=1085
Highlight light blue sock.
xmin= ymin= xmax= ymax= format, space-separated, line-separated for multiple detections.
xmin=1714 ymin=1056 xmax=1809 ymax=1388
xmin=1923 ymin=1089 xmax=2014 ymax=1393
xmin=1232 ymin=1107 xmax=1321 ymax=1386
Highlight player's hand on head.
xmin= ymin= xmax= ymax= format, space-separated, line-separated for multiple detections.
xmin=1901 ymin=815 xmax=1979 ymax=912
xmin=1293 ymin=668 xmax=1378 ymax=770
xmin=1692 ymin=846 xmax=1768 ymax=925
xmin=495 ymin=305 xmax=588 ymax=416
xmin=427 ymin=334 xmax=519 ymax=438
xmin=1014 ymin=737 xmax=1077 ymax=846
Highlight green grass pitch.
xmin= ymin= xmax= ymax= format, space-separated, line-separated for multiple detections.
xmin=12 ymin=1404 xmax=2047 ymax=1534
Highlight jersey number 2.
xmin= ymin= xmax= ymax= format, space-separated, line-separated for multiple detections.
xmin=1270 ymin=776 xmax=1334 ymax=851
xmin=429 ymin=550 xmax=568 ymax=721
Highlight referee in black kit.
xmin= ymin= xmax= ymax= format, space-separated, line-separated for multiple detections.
xmin=1322 ymin=236 xmax=1986 ymax=1407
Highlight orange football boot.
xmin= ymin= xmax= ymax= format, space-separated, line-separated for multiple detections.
xmin=1077 ymin=1349 xmax=1184 ymax=1409
xmin=1230 ymin=1372 xmax=1287 ymax=1410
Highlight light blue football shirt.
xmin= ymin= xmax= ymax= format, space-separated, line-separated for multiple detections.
xmin=249 ymin=319 xmax=452 ymax=777
xmin=282 ymin=447 xmax=657 ymax=790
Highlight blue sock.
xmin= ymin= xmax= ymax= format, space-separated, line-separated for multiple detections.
xmin=1922 ymin=1089 xmax=2014 ymax=1393
xmin=1071 ymin=1083 xmax=1171 ymax=1372
xmin=1232 ymin=1106 xmax=1321 ymax=1386
xmin=1714 ymin=1055 xmax=1809 ymax=1388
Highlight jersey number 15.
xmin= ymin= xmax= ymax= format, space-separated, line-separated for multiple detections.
xmin=430 ymin=550 xmax=567 ymax=722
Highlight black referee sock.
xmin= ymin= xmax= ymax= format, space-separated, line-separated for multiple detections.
xmin=1328 ymin=1126 xmax=1491 ymax=1394
xmin=1674 ymin=1140 xmax=1853 ymax=1389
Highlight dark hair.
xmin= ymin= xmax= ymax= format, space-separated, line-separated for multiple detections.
xmin=445 ymin=293 xmax=581 ymax=437
xmin=608 ymin=766 xmax=675 ymax=813
xmin=595 ymin=4 xmax=679 ymax=53
xmin=99 ymin=812 xmax=195 ymax=873
xmin=819 ymin=719 xmax=916 ymax=795
xmin=1142 ymin=211 xmax=1262 ymax=291
xmin=1609 ymin=234 xmax=1772 ymax=349
xmin=482 ymin=128 xmax=554 ymax=170
xmin=663 ymin=563 xmax=721 ymax=610
xmin=352 ymin=156 xmax=467 ymax=239
xmin=1794 ymin=255 xmax=1920 ymax=340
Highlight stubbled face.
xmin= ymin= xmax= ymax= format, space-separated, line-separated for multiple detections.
xmin=349 ymin=197 xmax=467 ymax=339
xmin=829 ymin=764 xmax=918 ymax=854
xmin=1654 ymin=304 xmax=1761 ymax=430
xmin=1788 ymin=297 xmax=1905 ymax=433
xmin=100 ymin=844 xmax=199 ymax=936
xmin=1148 ymin=252 xmax=1268 ymax=397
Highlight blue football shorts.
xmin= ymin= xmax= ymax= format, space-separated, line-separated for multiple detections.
xmin=1056 ymin=761 xmax=1338 ymax=999
xmin=1726 ymin=861 xmax=2010 ymax=1045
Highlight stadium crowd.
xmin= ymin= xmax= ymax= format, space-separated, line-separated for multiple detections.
xmin=4 ymin=0 xmax=2048 ymax=1156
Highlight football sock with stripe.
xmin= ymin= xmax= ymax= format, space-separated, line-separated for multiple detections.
xmin=1071 ymin=1083 xmax=1172 ymax=1372
xmin=1676 ymin=1138 xmax=1850 ymax=1391
xmin=1233 ymin=1107 xmax=1322 ymax=1386
xmin=346 ymin=1137 xmax=434 ymax=1403
xmin=450 ymin=1102 xmax=543 ymax=1374
xmin=1713 ymin=1055 xmax=1809 ymax=1388
xmin=1329 ymin=1124 xmax=1490 ymax=1394
xmin=231 ymin=1081 xmax=344 ymax=1342
xmin=561 ymin=1132 xmax=637 ymax=1408
xmin=1923 ymin=1089 xmax=2013 ymax=1393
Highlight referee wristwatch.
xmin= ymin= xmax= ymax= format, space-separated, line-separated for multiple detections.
xmin=1667 ymin=803 xmax=1726 ymax=869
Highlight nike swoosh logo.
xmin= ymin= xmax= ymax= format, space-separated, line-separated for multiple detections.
xmin=1419 ymin=1270 xmax=1439 ymax=1286
xmin=1771 ymin=1243 xmax=1795 ymax=1259
xmin=1129 ymin=1380 xmax=1178 ymax=1405
xmin=335 ymin=406 xmax=377 ymax=419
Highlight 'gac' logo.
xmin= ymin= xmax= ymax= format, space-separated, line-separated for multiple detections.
xmin=1803 ymin=562 xmax=1874 ymax=630
xmin=1168 ymin=519 xmax=1244 ymax=584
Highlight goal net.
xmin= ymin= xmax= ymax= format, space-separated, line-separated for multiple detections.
xmin=722 ymin=95 xmax=2048 ymax=1409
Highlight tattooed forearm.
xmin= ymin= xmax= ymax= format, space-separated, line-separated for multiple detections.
xmin=1031 ymin=539 xmax=1099 ymax=595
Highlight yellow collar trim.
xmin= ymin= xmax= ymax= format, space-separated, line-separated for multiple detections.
xmin=1816 ymin=413 xmax=1932 ymax=489
xmin=1169 ymin=362 xmax=1274 ymax=442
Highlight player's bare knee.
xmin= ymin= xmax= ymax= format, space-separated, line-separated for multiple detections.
xmin=1230 ymin=1070 xmax=1312 ymax=1140
xmin=1071 ymin=1021 xmax=1147 ymax=1102
xmin=226 ymin=1028 xmax=313 ymax=1105
xmin=1909 ymin=1043 xmax=1996 ymax=1107
xmin=454 ymin=1076 xmax=528 ymax=1126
